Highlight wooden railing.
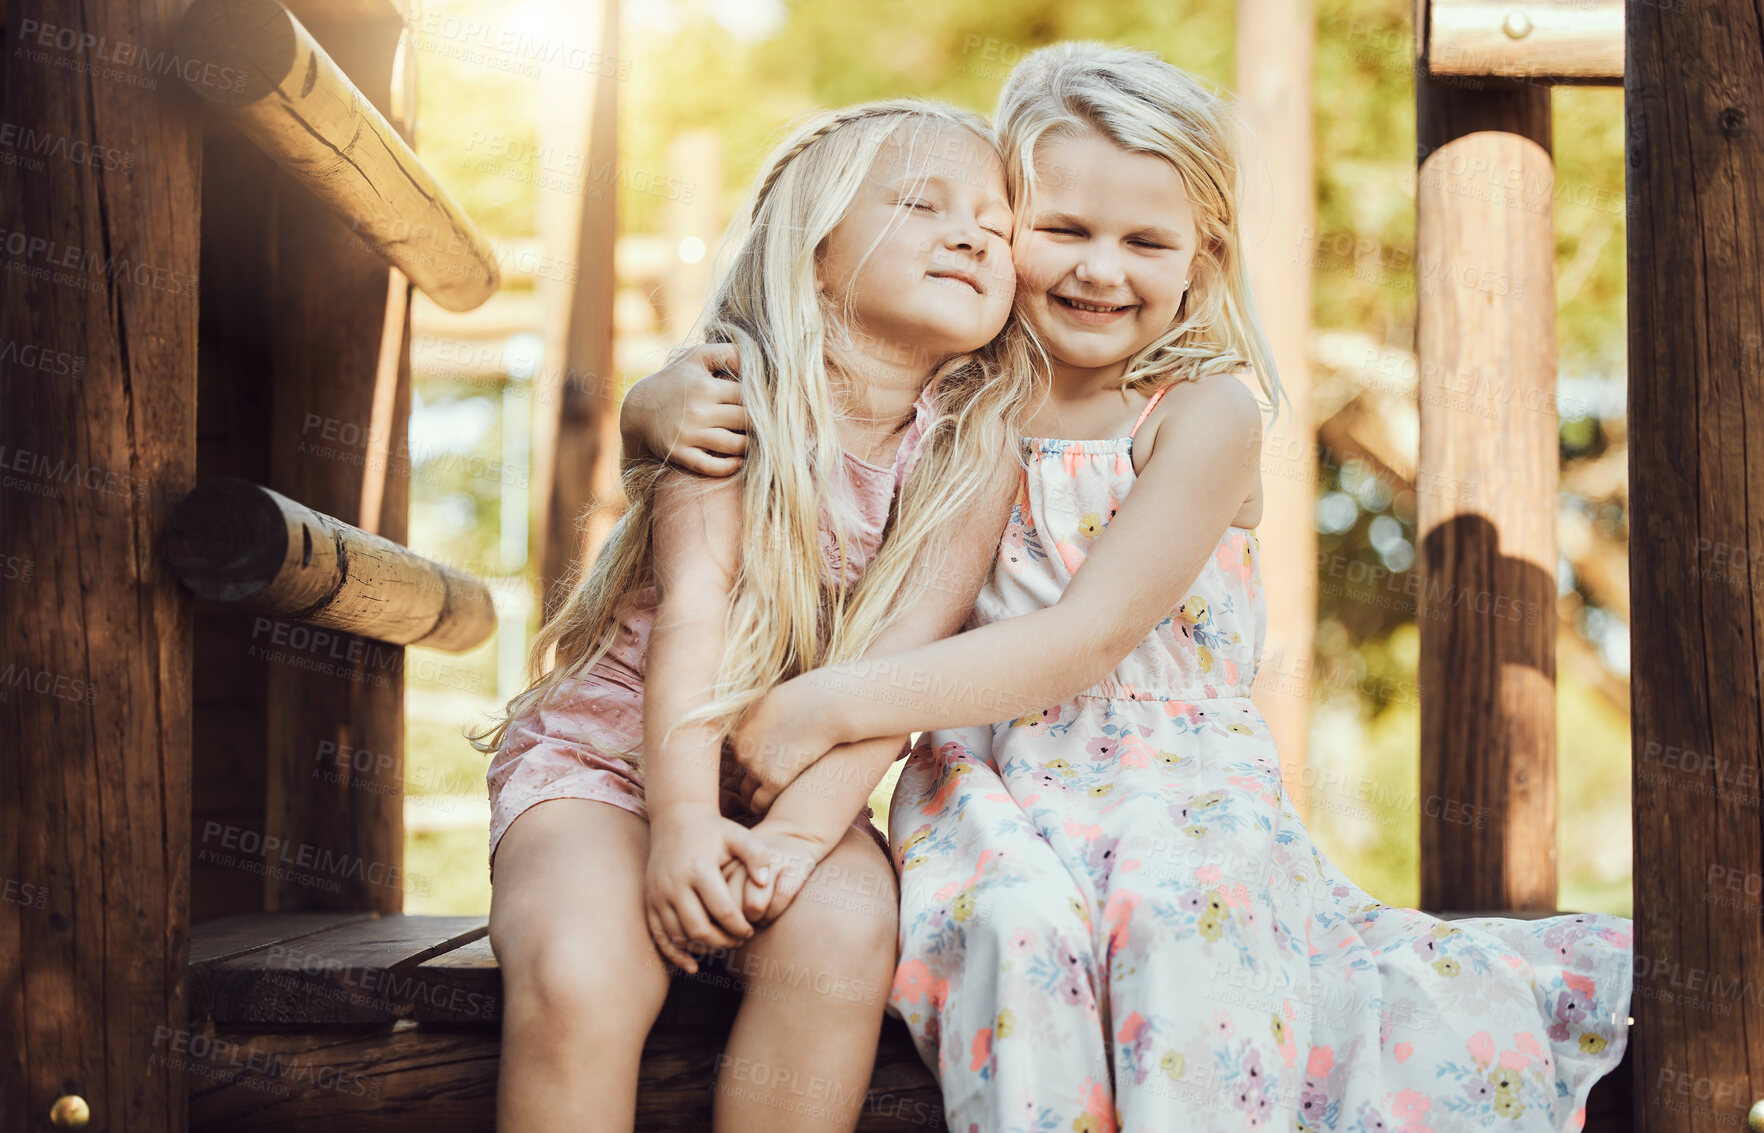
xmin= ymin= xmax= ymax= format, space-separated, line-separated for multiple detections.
xmin=175 ymin=0 xmax=500 ymax=310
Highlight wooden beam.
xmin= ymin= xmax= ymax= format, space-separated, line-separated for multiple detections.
xmin=175 ymin=0 xmax=499 ymax=311
xmin=1237 ymin=0 xmax=1318 ymax=805
xmin=537 ymin=0 xmax=623 ymax=620
xmin=1628 ymin=0 xmax=1764 ymax=1126
xmin=1412 ymin=76 xmax=1558 ymax=912
xmin=1424 ymin=0 xmax=1623 ymax=85
xmin=169 ymin=479 xmax=496 ymax=651
xmin=0 ymin=1 xmax=202 ymax=1129
xmin=259 ymin=14 xmax=414 ymax=915
xmin=193 ymin=128 xmax=283 ymax=921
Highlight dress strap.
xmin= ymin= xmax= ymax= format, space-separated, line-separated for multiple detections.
xmin=1128 ymin=385 xmax=1171 ymax=440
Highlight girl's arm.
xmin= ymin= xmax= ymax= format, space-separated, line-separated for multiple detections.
xmin=619 ymin=345 xmax=749 ymax=476
xmin=750 ymin=373 xmax=1264 ymax=758
xmin=740 ymin=436 xmax=1023 ymax=861
xmin=641 ymin=470 xmax=775 ymax=972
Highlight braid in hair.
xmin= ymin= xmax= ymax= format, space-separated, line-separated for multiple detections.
xmin=750 ymin=105 xmax=908 ymax=221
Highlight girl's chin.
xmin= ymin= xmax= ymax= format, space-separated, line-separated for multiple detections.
xmin=1043 ymin=338 xmax=1139 ymax=372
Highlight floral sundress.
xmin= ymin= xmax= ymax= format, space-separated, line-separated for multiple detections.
xmin=887 ymin=386 xmax=1632 ymax=1133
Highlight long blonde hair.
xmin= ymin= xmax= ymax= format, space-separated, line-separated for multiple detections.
xmin=997 ymin=42 xmax=1286 ymax=422
xmin=472 ymin=101 xmax=1039 ymax=760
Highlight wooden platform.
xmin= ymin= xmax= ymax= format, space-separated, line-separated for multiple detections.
xmin=184 ymin=913 xmax=943 ymax=1131
xmin=184 ymin=913 xmax=1631 ymax=1131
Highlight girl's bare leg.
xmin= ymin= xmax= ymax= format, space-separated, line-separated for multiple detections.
xmin=715 ymin=825 xmax=899 ymax=1132
xmin=489 ymin=799 xmax=672 ymax=1132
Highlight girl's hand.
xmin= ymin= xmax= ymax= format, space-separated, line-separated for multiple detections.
xmin=621 ymin=344 xmax=749 ymax=476
xmin=727 ymin=820 xmax=830 ymax=929
xmin=644 ymin=807 xmax=773 ymax=973
xmin=730 ymin=679 xmax=840 ymax=814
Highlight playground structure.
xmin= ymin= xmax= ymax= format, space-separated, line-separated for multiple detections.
xmin=1 ymin=0 xmax=1753 ymax=1129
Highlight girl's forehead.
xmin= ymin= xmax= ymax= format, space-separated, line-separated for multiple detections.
xmin=878 ymin=123 xmax=1004 ymax=182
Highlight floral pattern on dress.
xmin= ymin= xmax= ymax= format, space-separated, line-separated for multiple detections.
xmin=889 ymin=426 xmax=1632 ymax=1133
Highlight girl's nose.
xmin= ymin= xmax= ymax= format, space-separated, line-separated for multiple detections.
xmin=945 ymin=219 xmax=988 ymax=259
xmin=1073 ymin=252 xmax=1123 ymax=288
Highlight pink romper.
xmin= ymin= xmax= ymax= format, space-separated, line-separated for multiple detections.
xmin=486 ymin=380 xmax=940 ymax=869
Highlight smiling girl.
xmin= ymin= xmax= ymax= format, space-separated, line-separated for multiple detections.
xmin=626 ymin=43 xmax=1632 ymax=1133
xmin=474 ymin=100 xmax=1032 ymax=1133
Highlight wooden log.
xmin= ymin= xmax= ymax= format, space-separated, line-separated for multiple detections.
xmin=1425 ymin=0 xmax=1623 ymax=85
xmin=169 ymin=478 xmax=496 ymax=651
xmin=1412 ymin=77 xmax=1558 ymax=912
xmin=0 ymin=1 xmax=202 ymax=1129
xmin=174 ymin=0 xmax=499 ymax=311
xmin=1237 ymin=0 xmax=1318 ymax=807
xmin=1627 ymin=0 xmax=1764 ymax=1127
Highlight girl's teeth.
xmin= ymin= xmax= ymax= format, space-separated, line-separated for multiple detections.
xmin=1062 ymin=297 xmax=1123 ymax=312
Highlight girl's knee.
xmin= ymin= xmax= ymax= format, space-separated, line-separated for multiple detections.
xmin=497 ymin=920 xmax=667 ymax=1039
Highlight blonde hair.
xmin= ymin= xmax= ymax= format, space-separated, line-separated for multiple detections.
xmin=997 ymin=41 xmax=1286 ymax=423
xmin=472 ymin=100 xmax=1039 ymax=761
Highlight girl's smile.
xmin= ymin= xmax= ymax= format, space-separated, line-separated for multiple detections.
xmin=1013 ymin=129 xmax=1198 ymax=385
xmin=1049 ymin=291 xmax=1138 ymax=323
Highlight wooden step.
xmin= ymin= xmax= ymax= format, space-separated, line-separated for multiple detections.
xmin=185 ymin=912 xmax=1630 ymax=1131
xmin=185 ymin=913 xmax=943 ymax=1132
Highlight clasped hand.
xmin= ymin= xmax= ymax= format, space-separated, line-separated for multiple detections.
xmin=643 ymin=807 xmax=824 ymax=973
xmin=728 ymin=678 xmax=840 ymax=814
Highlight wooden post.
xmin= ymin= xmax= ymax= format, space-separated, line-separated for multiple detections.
xmin=1413 ymin=51 xmax=1558 ymax=907
xmin=192 ymin=124 xmax=284 ymax=920
xmin=1237 ymin=0 xmax=1317 ymax=807
xmin=260 ymin=14 xmax=414 ymax=914
xmin=0 ymin=1 xmax=202 ymax=1128
xmin=1628 ymin=0 xmax=1764 ymax=1126
xmin=537 ymin=0 xmax=622 ymax=621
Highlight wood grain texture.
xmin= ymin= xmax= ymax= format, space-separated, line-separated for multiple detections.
xmin=1237 ymin=0 xmax=1319 ymax=810
xmin=169 ymin=478 xmax=497 ymax=650
xmin=184 ymin=913 xmax=946 ymax=1130
xmin=184 ymin=912 xmax=1625 ymax=1130
xmin=193 ymin=915 xmax=488 ymax=1024
xmin=259 ymin=14 xmax=413 ymax=915
xmin=1413 ymin=79 xmax=1558 ymax=913
xmin=1627 ymin=0 xmax=1764 ymax=1128
xmin=0 ymin=1 xmax=202 ymax=1129
xmin=174 ymin=0 xmax=499 ymax=310
xmin=1425 ymin=0 xmax=1623 ymax=84
xmin=193 ymin=131 xmax=282 ymax=922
